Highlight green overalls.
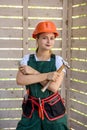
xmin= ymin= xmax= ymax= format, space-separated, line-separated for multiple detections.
xmin=16 ymin=54 xmax=69 ymax=130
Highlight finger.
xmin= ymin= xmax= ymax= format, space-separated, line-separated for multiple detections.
xmin=56 ymin=72 xmax=59 ymax=76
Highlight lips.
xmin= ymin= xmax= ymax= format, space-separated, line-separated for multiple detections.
xmin=46 ymin=44 xmax=51 ymax=47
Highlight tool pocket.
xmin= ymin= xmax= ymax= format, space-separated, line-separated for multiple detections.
xmin=22 ymin=97 xmax=34 ymax=118
xmin=44 ymin=95 xmax=66 ymax=121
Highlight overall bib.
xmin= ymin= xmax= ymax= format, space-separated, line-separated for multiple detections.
xmin=16 ymin=54 xmax=69 ymax=130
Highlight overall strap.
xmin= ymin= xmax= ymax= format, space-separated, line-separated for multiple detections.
xmin=28 ymin=54 xmax=55 ymax=62
xmin=50 ymin=54 xmax=55 ymax=62
xmin=29 ymin=54 xmax=35 ymax=61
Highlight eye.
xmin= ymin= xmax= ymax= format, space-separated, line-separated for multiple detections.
xmin=50 ymin=37 xmax=55 ymax=40
xmin=42 ymin=37 xmax=47 ymax=39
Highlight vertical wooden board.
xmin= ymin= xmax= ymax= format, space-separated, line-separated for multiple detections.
xmin=66 ymin=1 xmax=72 ymax=125
xmin=61 ymin=0 xmax=68 ymax=101
xmin=22 ymin=0 xmax=29 ymax=55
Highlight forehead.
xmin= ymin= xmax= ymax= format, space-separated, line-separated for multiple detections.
xmin=39 ymin=32 xmax=55 ymax=37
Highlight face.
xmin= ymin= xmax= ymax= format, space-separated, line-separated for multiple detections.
xmin=36 ymin=33 xmax=55 ymax=51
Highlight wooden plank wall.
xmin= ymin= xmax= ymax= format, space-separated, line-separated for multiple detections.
xmin=67 ymin=0 xmax=87 ymax=130
xmin=0 ymin=0 xmax=23 ymax=129
xmin=0 ymin=0 xmax=66 ymax=129
xmin=0 ymin=0 xmax=87 ymax=130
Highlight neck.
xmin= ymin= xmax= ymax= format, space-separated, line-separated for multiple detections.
xmin=36 ymin=50 xmax=51 ymax=60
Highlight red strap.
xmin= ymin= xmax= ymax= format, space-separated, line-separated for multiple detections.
xmin=39 ymin=103 xmax=44 ymax=120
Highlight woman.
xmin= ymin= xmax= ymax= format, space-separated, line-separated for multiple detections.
xmin=16 ymin=21 xmax=69 ymax=130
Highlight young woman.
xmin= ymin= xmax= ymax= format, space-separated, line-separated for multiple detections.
xmin=16 ymin=21 xmax=69 ymax=130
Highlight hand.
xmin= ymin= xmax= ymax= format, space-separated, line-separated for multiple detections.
xmin=48 ymin=72 xmax=64 ymax=92
xmin=19 ymin=65 xmax=39 ymax=75
xmin=47 ymin=71 xmax=60 ymax=82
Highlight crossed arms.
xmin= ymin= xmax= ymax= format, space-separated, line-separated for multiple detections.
xmin=16 ymin=65 xmax=64 ymax=93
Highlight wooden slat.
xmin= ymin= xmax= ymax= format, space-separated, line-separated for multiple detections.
xmin=72 ymin=5 xmax=87 ymax=16
xmin=72 ymin=28 xmax=87 ymax=37
xmin=70 ymin=90 xmax=87 ymax=104
xmin=0 ymin=100 xmax=22 ymax=108
xmin=0 ymin=80 xmax=22 ymax=88
xmin=70 ymin=120 xmax=87 ymax=130
xmin=0 ymin=110 xmax=22 ymax=118
xmin=0 ymin=0 xmax=22 ymax=5
xmin=71 ymin=71 xmax=87 ymax=82
xmin=0 ymin=19 xmax=22 ymax=27
xmin=0 ymin=120 xmax=19 ymax=128
xmin=71 ymin=80 xmax=87 ymax=92
xmin=0 ymin=50 xmax=22 ymax=58
xmin=28 ymin=19 xmax=63 ymax=28
xmin=0 ymin=40 xmax=22 ymax=48
xmin=71 ymin=39 xmax=87 ymax=48
xmin=0 ymin=70 xmax=17 ymax=78
xmin=28 ymin=8 xmax=62 ymax=17
xmin=0 ymin=90 xmax=23 ymax=98
xmin=0 ymin=29 xmax=22 ymax=37
xmin=70 ymin=110 xmax=87 ymax=125
xmin=71 ymin=50 xmax=87 ymax=59
xmin=28 ymin=0 xmax=63 ymax=7
xmin=72 ymin=17 xmax=87 ymax=26
xmin=0 ymin=8 xmax=22 ymax=16
xmin=71 ymin=60 xmax=87 ymax=70
xmin=0 ymin=60 xmax=19 ymax=68
xmin=73 ymin=0 xmax=87 ymax=5
xmin=70 ymin=100 xmax=87 ymax=114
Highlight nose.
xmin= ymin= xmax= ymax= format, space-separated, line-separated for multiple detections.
xmin=47 ymin=38 xmax=50 ymax=43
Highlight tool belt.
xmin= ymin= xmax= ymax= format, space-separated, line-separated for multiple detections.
xmin=22 ymin=92 xmax=66 ymax=121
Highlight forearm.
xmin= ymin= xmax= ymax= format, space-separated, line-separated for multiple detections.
xmin=48 ymin=71 xmax=65 ymax=93
xmin=19 ymin=65 xmax=48 ymax=86
xmin=16 ymin=71 xmax=48 ymax=86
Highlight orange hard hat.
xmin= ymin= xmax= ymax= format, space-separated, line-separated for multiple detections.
xmin=32 ymin=21 xmax=59 ymax=39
